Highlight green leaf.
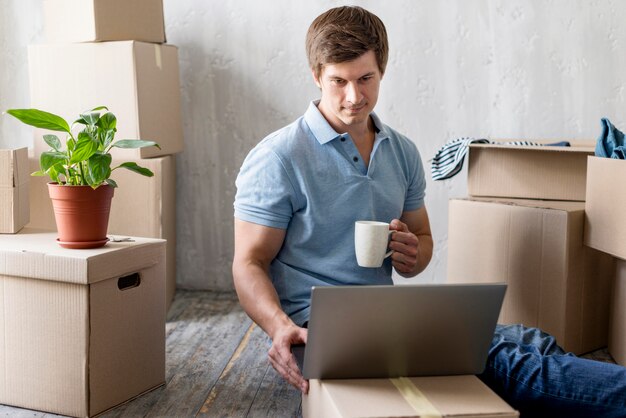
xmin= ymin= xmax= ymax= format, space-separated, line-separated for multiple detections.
xmin=97 ymin=112 xmax=117 ymax=131
xmin=72 ymin=116 xmax=88 ymax=126
xmin=67 ymin=136 xmax=76 ymax=152
xmin=114 ymin=162 xmax=154 ymax=177
xmin=112 ymin=139 xmax=161 ymax=149
xmin=70 ymin=131 xmax=99 ymax=164
xmin=43 ymin=134 xmax=62 ymax=151
xmin=6 ymin=109 xmax=70 ymax=133
xmin=31 ymin=170 xmax=46 ymax=177
xmin=106 ymin=178 xmax=118 ymax=188
xmin=47 ymin=164 xmax=64 ymax=184
xmin=80 ymin=111 xmax=100 ymax=126
xmin=40 ymin=151 xmax=67 ymax=173
xmin=103 ymin=129 xmax=116 ymax=149
xmin=89 ymin=106 xmax=108 ymax=112
xmin=86 ymin=153 xmax=112 ymax=186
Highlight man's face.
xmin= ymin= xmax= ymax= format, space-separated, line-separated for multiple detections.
xmin=313 ymin=50 xmax=382 ymax=132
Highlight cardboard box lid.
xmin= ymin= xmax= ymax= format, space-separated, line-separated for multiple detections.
xmin=467 ymin=142 xmax=594 ymax=201
xmin=584 ymin=156 xmax=626 ymax=259
xmin=307 ymin=375 xmax=517 ymax=417
xmin=0 ymin=148 xmax=29 ymax=188
xmin=0 ymin=227 xmax=165 ymax=285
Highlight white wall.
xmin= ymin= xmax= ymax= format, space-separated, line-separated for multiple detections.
xmin=2 ymin=0 xmax=626 ymax=290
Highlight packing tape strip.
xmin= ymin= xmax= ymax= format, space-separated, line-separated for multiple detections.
xmin=390 ymin=377 xmax=442 ymax=418
xmin=154 ymin=44 xmax=163 ymax=70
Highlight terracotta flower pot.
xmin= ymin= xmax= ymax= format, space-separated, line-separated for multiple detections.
xmin=47 ymin=183 xmax=114 ymax=249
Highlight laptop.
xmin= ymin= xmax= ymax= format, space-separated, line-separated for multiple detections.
xmin=293 ymin=282 xmax=506 ymax=379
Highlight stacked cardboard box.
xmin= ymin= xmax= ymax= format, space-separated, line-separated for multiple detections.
xmin=0 ymin=148 xmax=29 ymax=233
xmin=27 ymin=0 xmax=182 ymax=310
xmin=447 ymin=142 xmax=615 ymax=355
xmin=584 ymin=156 xmax=626 ymax=365
xmin=0 ymin=228 xmax=166 ymax=417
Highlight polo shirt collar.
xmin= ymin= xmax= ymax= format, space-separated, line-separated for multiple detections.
xmin=304 ymin=100 xmax=388 ymax=145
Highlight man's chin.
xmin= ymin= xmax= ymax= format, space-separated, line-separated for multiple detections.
xmin=339 ymin=113 xmax=368 ymax=126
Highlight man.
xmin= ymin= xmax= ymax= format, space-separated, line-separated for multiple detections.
xmin=233 ymin=6 xmax=626 ymax=417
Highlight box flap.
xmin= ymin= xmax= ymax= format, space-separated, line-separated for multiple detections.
xmin=0 ymin=227 xmax=164 ymax=284
xmin=584 ymin=156 xmax=626 ymax=259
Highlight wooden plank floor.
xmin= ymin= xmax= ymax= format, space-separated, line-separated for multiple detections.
xmin=0 ymin=290 xmax=616 ymax=417
xmin=0 ymin=290 xmax=302 ymax=418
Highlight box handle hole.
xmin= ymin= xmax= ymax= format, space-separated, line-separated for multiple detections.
xmin=118 ymin=273 xmax=141 ymax=290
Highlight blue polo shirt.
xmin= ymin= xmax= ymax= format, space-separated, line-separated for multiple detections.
xmin=234 ymin=101 xmax=426 ymax=326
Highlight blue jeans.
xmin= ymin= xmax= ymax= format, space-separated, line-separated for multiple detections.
xmin=478 ymin=324 xmax=626 ymax=417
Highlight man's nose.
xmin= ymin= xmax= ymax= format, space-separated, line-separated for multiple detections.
xmin=345 ymin=82 xmax=363 ymax=104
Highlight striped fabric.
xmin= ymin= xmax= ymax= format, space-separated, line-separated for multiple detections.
xmin=430 ymin=137 xmax=545 ymax=181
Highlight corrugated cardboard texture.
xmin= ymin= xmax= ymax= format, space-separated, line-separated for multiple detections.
xmin=303 ymin=375 xmax=518 ymax=418
xmin=43 ymin=0 xmax=165 ymax=43
xmin=0 ymin=148 xmax=29 ymax=233
xmin=609 ymin=259 xmax=626 ymax=366
xmin=467 ymin=144 xmax=593 ymax=201
xmin=0 ymin=230 xmax=165 ymax=417
xmin=0 ymin=275 xmax=88 ymax=417
xmin=584 ymin=156 xmax=626 ymax=259
xmin=26 ymin=156 xmax=176 ymax=310
xmin=89 ymin=259 xmax=165 ymax=415
xmin=29 ymin=41 xmax=182 ymax=159
xmin=447 ymin=198 xmax=614 ymax=355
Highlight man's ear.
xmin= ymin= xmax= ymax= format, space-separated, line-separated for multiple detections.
xmin=311 ymin=69 xmax=322 ymax=89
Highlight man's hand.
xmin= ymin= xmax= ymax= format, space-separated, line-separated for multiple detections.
xmin=389 ymin=219 xmax=420 ymax=274
xmin=268 ymin=324 xmax=309 ymax=394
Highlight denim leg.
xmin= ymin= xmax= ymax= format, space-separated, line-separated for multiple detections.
xmin=478 ymin=324 xmax=626 ymax=418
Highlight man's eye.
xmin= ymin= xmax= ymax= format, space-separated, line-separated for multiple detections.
xmin=332 ymin=79 xmax=346 ymax=85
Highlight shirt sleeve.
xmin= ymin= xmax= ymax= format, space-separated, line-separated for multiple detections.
xmin=234 ymin=144 xmax=299 ymax=229
xmin=403 ymin=145 xmax=426 ymax=212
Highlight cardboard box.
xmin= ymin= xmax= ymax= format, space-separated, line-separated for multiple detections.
xmin=467 ymin=143 xmax=594 ymax=201
xmin=584 ymin=156 xmax=626 ymax=259
xmin=0 ymin=228 xmax=166 ymax=417
xmin=43 ymin=0 xmax=165 ymax=43
xmin=29 ymin=41 xmax=183 ymax=159
xmin=0 ymin=148 xmax=29 ymax=233
xmin=27 ymin=156 xmax=177 ymax=311
xmin=303 ymin=375 xmax=518 ymax=418
xmin=447 ymin=198 xmax=615 ymax=355
xmin=609 ymin=259 xmax=626 ymax=366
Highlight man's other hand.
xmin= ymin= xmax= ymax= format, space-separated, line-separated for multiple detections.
xmin=389 ymin=218 xmax=419 ymax=274
xmin=268 ymin=324 xmax=309 ymax=394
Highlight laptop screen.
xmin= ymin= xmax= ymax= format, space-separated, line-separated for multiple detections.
xmin=299 ymin=283 xmax=506 ymax=379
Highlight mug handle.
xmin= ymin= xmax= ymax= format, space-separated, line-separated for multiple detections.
xmin=384 ymin=230 xmax=395 ymax=258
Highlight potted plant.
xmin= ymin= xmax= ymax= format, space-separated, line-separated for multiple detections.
xmin=6 ymin=106 xmax=159 ymax=249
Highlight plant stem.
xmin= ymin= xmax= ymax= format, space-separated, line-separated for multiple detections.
xmin=79 ymin=161 xmax=87 ymax=185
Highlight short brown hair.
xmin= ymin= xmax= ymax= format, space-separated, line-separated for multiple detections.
xmin=306 ymin=6 xmax=389 ymax=79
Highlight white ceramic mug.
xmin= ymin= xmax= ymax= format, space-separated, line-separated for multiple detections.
xmin=355 ymin=221 xmax=394 ymax=268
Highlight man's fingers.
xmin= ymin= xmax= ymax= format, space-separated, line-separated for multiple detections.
xmin=269 ymin=355 xmax=307 ymax=392
xmin=269 ymin=344 xmax=307 ymax=392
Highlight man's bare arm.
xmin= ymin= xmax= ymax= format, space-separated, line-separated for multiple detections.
xmin=232 ymin=218 xmax=309 ymax=393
